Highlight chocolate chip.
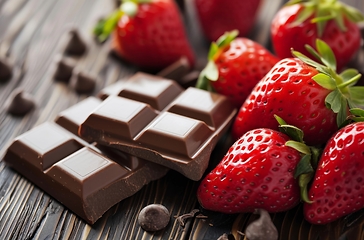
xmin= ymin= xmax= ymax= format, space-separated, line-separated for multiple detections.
xmin=65 ymin=29 xmax=87 ymax=56
xmin=53 ymin=56 xmax=74 ymax=83
xmin=0 ymin=57 xmax=12 ymax=83
xmin=6 ymin=89 xmax=35 ymax=116
xmin=245 ymin=209 xmax=278 ymax=240
xmin=71 ymin=71 xmax=96 ymax=94
xmin=138 ymin=204 xmax=170 ymax=232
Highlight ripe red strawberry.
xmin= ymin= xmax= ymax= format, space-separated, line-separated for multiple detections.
xmin=303 ymin=109 xmax=364 ymax=224
xmin=196 ymin=31 xmax=279 ymax=108
xmin=197 ymin=127 xmax=301 ymax=213
xmin=94 ymin=0 xmax=195 ymax=71
xmin=232 ymin=39 xmax=364 ymax=146
xmin=271 ymin=0 xmax=364 ymax=71
xmin=194 ymin=0 xmax=262 ymax=42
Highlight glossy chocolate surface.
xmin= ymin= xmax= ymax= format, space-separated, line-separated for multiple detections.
xmin=4 ymin=99 xmax=168 ymax=224
xmin=80 ymin=72 xmax=236 ymax=180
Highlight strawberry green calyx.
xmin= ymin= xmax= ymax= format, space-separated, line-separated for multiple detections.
xmin=195 ymin=30 xmax=239 ymax=91
xmin=342 ymin=108 xmax=364 ymax=126
xmin=287 ymin=0 xmax=364 ymax=37
xmin=93 ymin=0 xmax=152 ymax=42
xmin=292 ymin=39 xmax=364 ymax=127
xmin=274 ymin=115 xmax=322 ymax=203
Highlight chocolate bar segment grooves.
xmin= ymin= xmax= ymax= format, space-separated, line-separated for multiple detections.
xmin=80 ymin=72 xmax=237 ymax=180
xmin=4 ymin=99 xmax=168 ymax=224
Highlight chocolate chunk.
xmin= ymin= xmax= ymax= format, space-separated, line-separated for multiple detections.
xmin=71 ymin=71 xmax=96 ymax=94
xmin=156 ymin=57 xmax=190 ymax=83
xmin=65 ymin=29 xmax=87 ymax=56
xmin=245 ymin=209 xmax=278 ymax=240
xmin=179 ymin=70 xmax=200 ymax=88
xmin=0 ymin=57 xmax=12 ymax=82
xmin=55 ymin=97 xmax=102 ymax=140
xmin=79 ymin=72 xmax=237 ymax=180
xmin=4 ymin=98 xmax=169 ymax=224
xmin=6 ymin=89 xmax=35 ymax=116
xmin=53 ymin=56 xmax=74 ymax=83
xmin=138 ymin=204 xmax=170 ymax=232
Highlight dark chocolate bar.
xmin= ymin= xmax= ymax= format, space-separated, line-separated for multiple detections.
xmin=4 ymin=98 xmax=168 ymax=224
xmin=80 ymin=72 xmax=237 ymax=180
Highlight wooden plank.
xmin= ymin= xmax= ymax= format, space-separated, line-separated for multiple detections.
xmin=0 ymin=0 xmax=363 ymax=239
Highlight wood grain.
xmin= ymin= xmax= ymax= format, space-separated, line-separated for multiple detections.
xmin=0 ymin=0 xmax=363 ymax=239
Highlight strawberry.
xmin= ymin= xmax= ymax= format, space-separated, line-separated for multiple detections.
xmin=94 ymin=0 xmax=195 ymax=71
xmin=271 ymin=0 xmax=364 ymax=71
xmin=197 ymin=126 xmax=302 ymax=213
xmin=193 ymin=0 xmax=262 ymax=42
xmin=303 ymin=108 xmax=364 ymax=224
xmin=232 ymin=39 xmax=364 ymax=146
xmin=196 ymin=31 xmax=279 ymax=108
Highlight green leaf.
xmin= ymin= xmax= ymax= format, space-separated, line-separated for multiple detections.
xmin=274 ymin=114 xmax=288 ymax=125
xmin=286 ymin=140 xmax=311 ymax=155
xmin=290 ymin=5 xmax=315 ymax=27
xmin=93 ymin=10 xmax=123 ymax=42
xmin=325 ymin=89 xmax=342 ymax=113
xmin=195 ymin=74 xmax=209 ymax=90
xmin=310 ymin=146 xmax=322 ymax=169
xmin=216 ymin=30 xmax=239 ymax=49
xmin=337 ymin=100 xmax=348 ymax=127
xmin=334 ymin=11 xmax=347 ymax=31
xmin=312 ymin=73 xmax=336 ymax=90
xmin=315 ymin=39 xmax=336 ymax=71
xmin=298 ymin=173 xmax=314 ymax=203
xmin=291 ymin=50 xmax=325 ymax=70
xmin=294 ymin=154 xmax=314 ymax=178
xmin=208 ymin=43 xmax=218 ymax=61
xmin=350 ymin=108 xmax=364 ymax=117
xmin=204 ymin=61 xmax=219 ymax=81
xmin=341 ymin=4 xmax=364 ymax=22
xmin=340 ymin=69 xmax=360 ymax=83
xmin=348 ymin=86 xmax=364 ymax=105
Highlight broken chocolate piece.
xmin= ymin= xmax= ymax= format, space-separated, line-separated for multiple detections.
xmin=79 ymin=72 xmax=237 ymax=181
xmin=71 ymin=71 xmax=96 ymax=94
xmin=156 ymin=56 xmax=190 ymax=83
xmin=138 ymin=204 xmax=170 ymax=232
xmin=4 ymin=98 xmax=169 ymax=224
xmin=53 ymin=56 xmax=74 ymax=83
xmin=245 ymin=209 xmax=278 ymax=240
xmin=0 ymin=57 xmax=12 ymax=82
xmin=65 ymin=29 xmax=87 ymax=56
xmin=179 ymin=70 xmax=200 ymax=88
xmin=6 ymin=89 xmax=35 ymax=116
xmin=55 ymin=97 xmax=102 ymax=140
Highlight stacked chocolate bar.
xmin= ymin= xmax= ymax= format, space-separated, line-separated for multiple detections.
xmin=4 ymin=72 xmax=236 ymax=224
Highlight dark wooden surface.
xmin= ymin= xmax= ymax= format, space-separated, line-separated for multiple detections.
xmin=0 ymin=0 xmax=363 ymax=239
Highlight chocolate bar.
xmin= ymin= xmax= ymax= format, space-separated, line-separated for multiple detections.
xmin=80 ymin=72 xmax=237 ymax=180
xmin=4 ymin=98 xmax=168 ymax=224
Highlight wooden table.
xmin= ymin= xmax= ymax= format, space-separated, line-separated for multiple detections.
xmin=0 ymin=0 xmax=363 ymax=239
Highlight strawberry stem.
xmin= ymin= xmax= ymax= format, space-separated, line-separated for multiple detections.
xmin=196 ymin=30 xmax=239 ymax=91
xmin=93 ymin=0 xmax=152 ymax=42
xmin=275 ymin=114 xmax=323 ymax=204
xmin=292 ymin=39 xmax=363 ymax=127
xmin=286 ymin=0 xmax=364 ymax=37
